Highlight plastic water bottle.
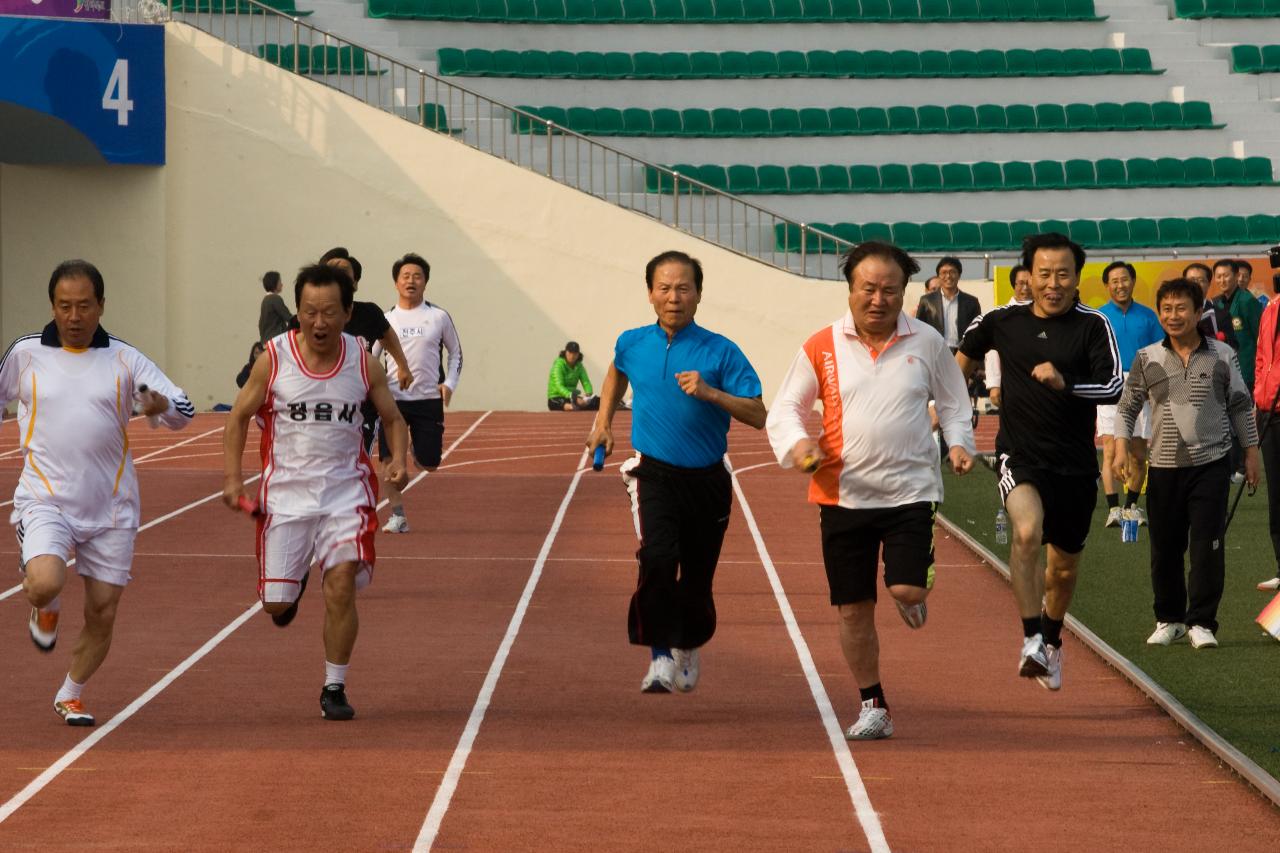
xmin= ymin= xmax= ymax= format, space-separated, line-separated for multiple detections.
xmin=1121 ymin=508 xmax=1139 ymax=543
xmin=994 ymin=508 xmax=1009 ymax=545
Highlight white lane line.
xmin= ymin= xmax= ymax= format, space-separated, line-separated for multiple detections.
xmin=436 ymin=451 xmax=581 ymax=470
xmin=133 ymin=425 xmax=224 ymax=464
xmin=375 ymin=413 xmax=491 ymax=512
xmin=0 ymin=600 xmax=263 ymax=824
xmin=413 ymin=447 xmax=591 ymax=852
xmin=729 ymin=460 xmax=777 ymax=476
xmin=727 ymin=457 xmax=892 ymax=853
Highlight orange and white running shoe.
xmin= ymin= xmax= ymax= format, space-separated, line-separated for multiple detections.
xmin=54 ymin=699 xmax=95 ymax=727
xmin=29 ymin=607 xmax=58 ymax=652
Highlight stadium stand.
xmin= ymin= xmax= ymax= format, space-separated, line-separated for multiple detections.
xmin=1230 ymin=45 xmax=1280 ymax=72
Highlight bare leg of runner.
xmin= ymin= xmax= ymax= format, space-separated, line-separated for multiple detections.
xmin=323 ymin=563 xmax=359 ymax=664
xmin=1004 ymin=484 xmax=1047 ymax=619
xmin=69 ymin=576 xmax=125 ymax=684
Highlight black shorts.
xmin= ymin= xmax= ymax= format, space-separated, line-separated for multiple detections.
xmin=819 ymin=502 xmax=937 ymax=606
xmin=379 ymin=398 xmax=444 ymax=468
xmin=996 ymin=454 xmax=1097 ymax=554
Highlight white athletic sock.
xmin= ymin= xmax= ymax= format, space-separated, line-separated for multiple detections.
xmin=324 ymin=661 xmax=349 ymax=686
xmin=41 ymin=596 xmax=61 ymax=614
xmin=55 ymin=674 xmax=84 ymax=704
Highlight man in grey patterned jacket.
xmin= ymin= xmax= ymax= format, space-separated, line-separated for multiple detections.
xmin=1112 ymin=277 xmax=1260 ymax=650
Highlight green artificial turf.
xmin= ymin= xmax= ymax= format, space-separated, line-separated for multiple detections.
xmin=940 ymin=461 xmax=1280 ymax=781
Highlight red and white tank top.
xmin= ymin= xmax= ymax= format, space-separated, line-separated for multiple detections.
xmin=258 ymin=331 xmax=377 ymax=517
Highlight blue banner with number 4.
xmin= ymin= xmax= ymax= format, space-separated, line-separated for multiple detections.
xmin=0 ymin=17 xmax=164 ymax=165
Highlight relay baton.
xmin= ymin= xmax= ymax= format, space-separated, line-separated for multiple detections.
xmin=237 ymin=495 xmax=263 ymax=518
xmin=592 ymin=445 xmax=606 ymax=471
xmin=801 ymin=452 xmax=820 ymax=473
xmin=136 ymin=384 xmax=160 ymax=427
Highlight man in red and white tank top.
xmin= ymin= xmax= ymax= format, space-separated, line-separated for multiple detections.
xmin=223 ymin=264 xmax=408 ymax=721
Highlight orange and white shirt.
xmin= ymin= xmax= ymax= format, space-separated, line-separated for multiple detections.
xmin=766 ymin=311 xmax=975 ymax=509
xmin=258 ymin=331 xmax=377 ymax=517
xmin=0 ymin=323 xmax=194 ymax=529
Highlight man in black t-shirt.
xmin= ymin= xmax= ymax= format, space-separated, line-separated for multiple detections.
xmin=957 ymin=232 xmax=1122 ymax=693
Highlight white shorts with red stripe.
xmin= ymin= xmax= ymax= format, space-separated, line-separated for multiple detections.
xmin=255 ymin=507 xmax=377 ymax=604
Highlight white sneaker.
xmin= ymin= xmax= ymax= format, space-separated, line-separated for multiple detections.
xmin=28 ymin=607 xmax=58 ymax=652
xmin=1146 ymin=622 xmax=1188 ymax=646
xmin=1258 ymin=577 xmax=1280 ymax=591
xmin=382 ymin=513 xmax=409 ymax=533
xmin=894 ymin=599 xmax=927 ymax=629
xmin=1018 ymin=633 xmax=1049 ymax=678
xmin=845 ymin=699 xmax=893 ymax=740
xmin=640 ymin=655 xmax=675 ymax=693
xmin=1188 ymin=626 xmax=1218 ymax=649
xmin=672 ymin=648 xmax=700 ymax=692
xmin=1036 ymin=644 xmax=1063 ymax=691
xmin=1104 ymin=507 xmax=1123 ymax=528
xmin=1129 ymin=506 xmax=1148 ymax=527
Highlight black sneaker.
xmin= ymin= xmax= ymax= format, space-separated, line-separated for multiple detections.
xmin=271 ymin=570 xmax=309 ymax=628
xmin=320 ymin=683 xmax=355 ymax=721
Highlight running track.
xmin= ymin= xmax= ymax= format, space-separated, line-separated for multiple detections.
xmin=0 ymin=412 xmax=1275 ymax=851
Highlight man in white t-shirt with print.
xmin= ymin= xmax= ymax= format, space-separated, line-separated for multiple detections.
xmin=375 ymin=253 xmax=463 ymax=532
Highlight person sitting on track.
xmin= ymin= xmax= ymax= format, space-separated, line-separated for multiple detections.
xmin=766 ymin=241 xmax=976 ymax=741
xmin=223 ymin=263 xmax=409 ymax=721
xmin=587 ymin=249 xmax=765 ymax=695
xmin=547 ymin=341 xmax=599 ymax=411
xmin=7 ymin=259 xmax=194 ymax=726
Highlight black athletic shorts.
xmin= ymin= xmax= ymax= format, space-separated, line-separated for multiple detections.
xmin=818 ymin=501 xmax=937 ymax=606
xmin=379 ymin=398 xmax=444 ymax=468
xmin=996 ymin=454 xmax=1097 ymax=554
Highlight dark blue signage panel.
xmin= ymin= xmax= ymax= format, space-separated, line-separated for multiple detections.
xmin=0 ymin=17 xmax=164 ymax=165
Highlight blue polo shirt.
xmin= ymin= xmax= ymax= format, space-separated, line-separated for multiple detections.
xmin=1098 ymin=299 xmax=1163 ymax=372
xmin=614 ymin=320 xmax=762 ymax=468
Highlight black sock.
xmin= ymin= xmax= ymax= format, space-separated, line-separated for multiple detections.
xmin=1105 ymin=492 xmax=1119 ymax=508
xmin=1125 ymin=489 xmax=1141 ymax=508
xmin=1022 ymin=617 xmax=1042 ymax=638
xmin=859 ymin=683 xmax=887 ymax=710
xmin=1041 ymin=613 xmax=1064 ymax=647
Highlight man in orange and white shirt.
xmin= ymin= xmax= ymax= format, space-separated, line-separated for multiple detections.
xmin=766 ymin=241 xmax=975 ymax=741
xmin=4 ymin=260 xmax=194 ymax=726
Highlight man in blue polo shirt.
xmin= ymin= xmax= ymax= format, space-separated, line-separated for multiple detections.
xmin=587 ymin=250 xmax=766 ymax=694
xmin=1096 ymin=260 xmax=1164 ymax=527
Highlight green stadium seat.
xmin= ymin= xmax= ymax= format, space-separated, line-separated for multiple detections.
xmin=595 ymin=108 xmax=624 ymax=134
xmin=588 ymin=0 xmax=622 ymax=16
xmin=911 ymin=164 xmax=944 ymax=190
xmin=805 ymin=0 xmax=835 ymax=16
xmin=757 ymin=165 xmax=788 ymax=192
xmin=1064 ymin=159 xmax=1096 ymax=187
xmin=1003 ymin=161 xmax=1034 ymax=189
xmin=1155 ymin=157 xmax=1186 ymax=186
xmin=1262 ymin=45 xmax=1280 ymax=68
xmin=951 ymin=222 xmax=982 ymax=251
xmin=1243 ymin=156 xmax=1273 ymax=184
xmin=1125 ymin=158 xmax=1158 ymax=185
xmin=563 ymin=0 xmax=596 ymax=18
xmin=879 ymin=164 xmax=911 ymax=191
xmin=1063 ymin=49 xmax=1093 ymax=74
xmin=684 ymin=0 xmax=714 ymax=17
xmin=1091 ymin=48 xmax=1122 ymax=74
xmin=1099 ymin=219 xmax=1131 ymax=247
xmin=1064 ymin=0 xmax=1097 ymax=16
xmin=917 ymin=105 xmax=948 ymax=132
xmin=518 ymin=50 xmax=551 ymax=77
xmin=1009 ymin=220 xmax=1038 ymax=244
xmin=535 ymin=0 xmax=565 ymax=17
xmin=807 ymin=50 xmax=839 ymax=78
xmin=941 ymin=163 xmax=975 ymax=190
xmin=774 ymin=0 xmax=806 ymax=17
xmin=720 ymin=51 xmax=750 ymax=77
xmin=1238 ymin=0 xmax=1266 ymax=15
xmin=829 ymin=108 xmax=859 ymax=134
xmin=653 ymin=0 xmax=686 ymax=18
xmin=727 ymin=165 xmax=759 ymax=193
xmin=972 ymin=161 xmax=1004 ymax=189
xmin=1040 ymin=219 xmax=1070 ymax=237
xmin=1157 ymin=218 xmax=1190 ymax=246
xmin=971 ymin=49 xmax=1004 ymax=77
xmin=632 ymin=52 xmax=663 ymax=78
xmin=858 ymin=107 xmax=889 ymax=134
xmin=437 ymin=48 xmax=467 ymax=75
xmin=834 ymin=50 xmax=865 ymax=77
xmin=1181 ymin=101 xmax=1216 ymax=127
xmin=1006 ymin=0 xmax=1036 ymax=18
xmin=892 ymin=222 xmax=926 ymax=250
xmin=919 ymin=0 xmax=949 ymax=17
xmin=621 ymin=0 xmax=655 ymax=19
xmin=889 ymin=0 xmax=920 ymax=17
xmin=492 ymin=51 xmax=522 ymax=77
xmin=888 ymin=106 xmax=919 ymax=133
xmin=1247 ymin=214 xmax=1279 ymax=243
xmin=680 ymin=108 xmax=713 ymax=135
xmin=1065 ymin=103 xmax=1097 ymax=130
xmin=1212 ymin=156 xmax=1245 ymax=183
xmin=939 ymin=105 xmax=973 ymax=132
xmin=1036 ymin=104 xmax=1067 ymax=130
xmin=711 ymin=108 xmax=743 ymax=135
xmin=742 ymin=0 xmax=775 ymax=20
xmin=741 ymin=108 xmax=771 ymax=136
xmin=748 ymin=51 xmax=780 ymax=77
xmin=603 ymin=52 xmax=633 ymax=78
xmin=548 ymin=51 xmax=579 ymax=77
xmin=504 ymin=0 xmax=536 ymax=18
xmin=850 ymin=165 xmax=882 ymax=191
xmin=861 ymin=0 xmax=892 ymax=18
xmin=538 ymin=106 xmax=569 ymax=131
xmin=1181 ymin=156 xmax=1214 ymax=185
xmin=1151 ymin=101 xmax=1183 ymax=129
xmin=1120 ymin=48 xmax=1154 ymax=73
xmin=660 ymin=52 xmax=693 ymax=78
xmin=833 ymin=223 xmax=865 ymax=245
xmin=800 ymin=108 xmax=832 ymax=134
xmin=1034 ymin=159 xmax=1066 ymax=188
xmin=1094 ymin=102 xmax=1125 ymax=129
xmin=921 ymin=222 xmax=953 ymax=250
xmin=980 ymin=221 xmax=1013 ymax=250
xmin=566 ymin=107 xmax=596 ymax=133
xmin=714 ymin=0 xmax=747 ymax=18
xmin=576 ymin=52 xmax=607 ymax=77
xmin=770 ymin=108 xmax=802 ymax=135
xmin=949 ymin=50 xmax=980 ymax=76
xmin=1121 ymin=101 xmax=1154 ymax=129
xmin=652 ymin=108 xmax=682 ymax=135
xmin=819 ymin=164 xmax=852 ymax=192
xmin=1127 ymin=218 xmax=1159 ymax=247
xmin=459 ymin=0 xmax=492 ymax=19
xmin=689 ymin=52 xmax=720 ymax=78
xmin=806 ymin=224 xmax=833 ymax=255
xmin=1006 ymin=105 xmax=1036 ymax=131
xmin=891 ymin=50 xmax=923 ymax=77
xmin=1035 ymin=48 xmax=1065 ymax=75
xmin=920 ymin=50 xmax=951 ymax=76
xmin=778 ymin=50 xmax=809 ymax=76
xmin=1006 ymin=49 xmax=1037 ymax=75
xmin=774 ymin=222 xmax=801 ymax=252
xmin=976 ymin=104 xmax=1007 ymax=131
xmin=788 ymin=166 xmax=821 ymax=193
xmin=862 ymin=222 xmax=894 ymax=242
xmin=619 ymin=108 xmax=652 ymax=135
xmin=1094 ymin=158 xmax=1126 ymax=186
xmin=978 ymin=0 xmax=1010 ymax=18
xmin=1218 ymin=216 xmax=1249 ymax=244
xmin=510 ymin=106 xmax=540 ymax=136
xmin=950 ymin=0 xmax=980 ymax=18
xmin=1035 ymin=0 xmax=1068 ymax=17
xmin=864 ymin=50 xmax=894 ymax=78
xmin=1187 ymin=217 xmax=1220 ymax=245
xmin=259 ymin=44 xmax=305 ymax=72
xmin=1234 ymin=46 xmax=1264 ymax=73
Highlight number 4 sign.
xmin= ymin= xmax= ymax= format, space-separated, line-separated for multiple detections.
xmin=102 ymin=59 xmax=134 ymax=126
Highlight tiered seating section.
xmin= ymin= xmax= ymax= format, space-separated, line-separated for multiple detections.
xmin=1175 ymin=0 xmax=1280 ymax=17
xmin=438 ymin=47 xmax=1157 ymax=78
xmin=1230 ymin=45 xmax=1280 ymax=72
xmin=258 ymin=44 xmax=381 ymax=73
xmin=174 ymin=0 xmax=312 ymax=13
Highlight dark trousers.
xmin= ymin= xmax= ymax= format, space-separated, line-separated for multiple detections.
xmin=627 ymin=456 xmax=732 ymax=650
xmin=1260 ymin=408 xmax=1280 ymax=574
xmin=1146 ymin=457 xmax=1230 ymax=632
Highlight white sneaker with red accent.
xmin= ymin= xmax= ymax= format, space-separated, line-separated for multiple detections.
xmin=54 ymin=699 xmax=94 ymax=727
xmin=844 ymin=699 xmax=893 ymax=740
xmin=29 ymin=607 xmax=58 ymax=652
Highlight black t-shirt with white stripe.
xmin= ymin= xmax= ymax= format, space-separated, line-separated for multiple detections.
xmin=960 ymin=301 xmax=1123 ymax=476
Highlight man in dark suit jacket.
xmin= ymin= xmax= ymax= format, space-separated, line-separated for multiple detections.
xmin=915 ymin=257 xmax=981 ymax=352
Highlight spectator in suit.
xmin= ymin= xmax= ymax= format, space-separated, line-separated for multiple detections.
xmin=915 ymin=257 xmax=980 ymax=353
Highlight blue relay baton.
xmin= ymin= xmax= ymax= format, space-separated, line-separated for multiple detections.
xmin=592 ymin=445 xmax=606 ymax=471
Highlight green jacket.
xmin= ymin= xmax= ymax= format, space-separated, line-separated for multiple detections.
xmin=1216 ymin=286 xmax=1264 ymax=389
xmin=547 ymin=356 xmax=593 ymax=399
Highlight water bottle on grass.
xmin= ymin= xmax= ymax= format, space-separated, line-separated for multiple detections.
xmin=995 ymin=508 xmax=1009 ymax=545
xmin=1121 ymin=508 xmax=1139 ymax=543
